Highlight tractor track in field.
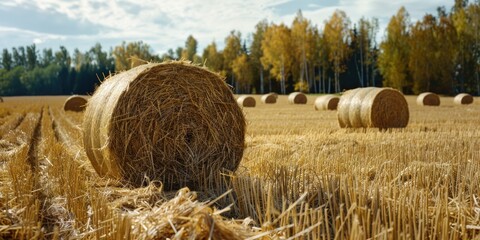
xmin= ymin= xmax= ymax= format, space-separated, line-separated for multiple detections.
xmin=26 ymin=108 xmax=43 ymax=171
xmin=26 ymin=107 xmax=58 ymax=235
xmin=49 ymin=108 xmax=73 ymax=147
xmin=48 ymin=108 xmax=89 ymax=174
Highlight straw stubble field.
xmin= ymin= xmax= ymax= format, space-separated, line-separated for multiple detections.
xmin=0 ymin=95 xmax=479 ymax=239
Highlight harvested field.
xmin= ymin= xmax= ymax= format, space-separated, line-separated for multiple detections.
xmin=1 ymin=94 xmax=480 ymax=239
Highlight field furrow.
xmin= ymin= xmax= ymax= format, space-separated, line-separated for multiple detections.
xmin=0 ymin=108 xmax=42 ymax=238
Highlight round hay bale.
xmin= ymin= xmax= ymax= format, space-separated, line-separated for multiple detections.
xmin=337 ymin=87 xmax=409 ymax=128
xmin=0 ymin=97 xmax=3 ymax=102
xmin=288 ymin=92 xmax=307 ymax=104
xmin=416 ymin=92 xmax=440 ymax=106
xmin=337 ymin=88 xmax=374 ymax=127
xmin=261 ymin=93 xmax=277 ymax=104
xmin=64 ymin=95 xmax=87 ymax=112
xmin=314 ymin=95 xmax=340 ymax=110
xmin=268 ymin=92 xmax=278 ymax=99
xmin=453 ymin=93 xmax=473 ymax=105
xmin=83 ymin=62 xmax=246 ymax=190
xmin=237 ymin=95 xmax=256 ymax=107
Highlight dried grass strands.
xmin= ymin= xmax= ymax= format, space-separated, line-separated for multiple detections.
xmin=453 ymin=93 xmax=473 ymax=105
xmin=83 ymin=61 xmax=246 ymax=190
xmin=63 ymin=95 xmax=87 ymax=112
xmin=261 ymin=93 xmax=277 ymax=104
xmin=288 ymin=92 xmax=307 ymax=104
xmin=337 ymin=87 xmax=409 ymax=128
xmin=126 ymin=188 xmax=258 ymax=239
xmin=237 ymin=95 xmax=256 ymax=107
xmin=417 ymin=92 xmax=440 ymax=106
xmin=314 ymin=95 xmax=340 ymax=110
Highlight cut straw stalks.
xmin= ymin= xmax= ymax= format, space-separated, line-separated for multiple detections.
xmin=417 ymin=92 xmax=440 ymax=106
xmin=63 ymin=95 xmax=87 ymax=112
xmin=453 ymin=93 xmax=473 ymax=105
xmin=83 ymin=61 xmax=246 ymax=190
xmin=237 ymin=95 xmax=256 ymax=107
xmin=314 ymin=95 xmax=339 ymax=110
xmin=261 ymin=93 xmax=277 ymax=104
xmin=288 ymin=92 xmax=307 ymax=104
xmin=337 ymin=87 xmax=409 ymax=128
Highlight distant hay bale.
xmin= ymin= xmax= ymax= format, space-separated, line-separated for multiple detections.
xmin=337 ymin=87 xmax=409 ymax=128
xmin=288 ymin=92 xmax=307 ymax=104
xmin=314 ymin=95 xmax=339 ymax=110
xmin=453 ymin=93 xmax=473 ymax=105
xmin=268 ymin=92 xmax=278 ymax=98
xmin=63 ymin=95 xmax=87 ymax=112
xmin=416 ymin=92 xmax=440 ymax=106
xmin=237 ymin=95 xmax=256 ymax=107
xmin=261 ymin=93 xmax=277 ymax=104
xmin=0 ymin=97 xmax=3 ymax=102
xmin=83 ymin=61 xmax=246 ymax=190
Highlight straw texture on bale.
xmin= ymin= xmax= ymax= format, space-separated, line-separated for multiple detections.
xmin=237 ymin=95 xmax=256 ymax=107
xmin=83 ymin=61 xmax=246 ymax=189
xmin=314 ymin=95 xmax=339 ymax=110
xmin=261 ymin=93 xmax=277 ymax=104
xmin=337 ymin=87 xmax=409 ymax=128
xmin=453 ymin=93 xmax=473 ymax=105
xmin=416 ymin=92 xmax=440 ymax=106
xmin=288 ymin=92 xmax=307 ymax=104
xmin=63 ymin=95 xmax=87 ymax=112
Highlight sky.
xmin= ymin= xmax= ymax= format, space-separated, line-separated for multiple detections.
xmin=0 ymin=0 xmax=454 ymax=56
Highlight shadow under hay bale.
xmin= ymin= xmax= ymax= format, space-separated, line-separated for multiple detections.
xmin=314 ymin=95 xmax=339 ymax=110
xmin=237 ymin=95 xmax=256 ymax=107
xmin=288 ymin=92 xmax=307 ymax=104
xmin=64 ymin=95 xmax=87 ymax=112
xmin=261 ymin=93 xmax=277 ymax=104
xmin=337 ymin=87 xmax=409 ymax=128
xmin=417 ymin=92 xmax=440 ymax=106
xmin=453 ymin=93 xmax=473 ymax=105
xmin=83 ymin=61 xmax=246 ymax=190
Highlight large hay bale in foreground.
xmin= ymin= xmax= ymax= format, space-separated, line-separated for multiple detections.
xmin=288 ymin=92 xmax=307 ymax=104
xmin=453 ymin=93 xmax=473 ymax=105
xmin=261 ymin=93 xmax=277 ymax=104
xmin=314 ymin=95 xmax=339 ymax=110
xmin=237 ymin=95 xmax=256 ymax=107
xmin=83 ymin=62 xmax=246 ymax=189
xmin=337 ymin=87 xmax=409 ymax=128
xmin=64 ymin=95 xmax=87 ymax=112
xmin=417 ymin=92 xmax=440 ymax=106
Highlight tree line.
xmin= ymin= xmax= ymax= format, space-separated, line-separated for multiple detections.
xmin=0 ymin=0 xmax=479 ymax=96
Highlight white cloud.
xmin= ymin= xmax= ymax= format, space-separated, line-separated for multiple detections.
xmin=14 ymin=0 xmax=288 ymax=53
xmin=281 ymin=0 xmax=451 ymax=41
xmin=0 ymin=26 xmax=66 ymax=41
xmin=33 ymin=38 xmax=43 ymax=44
xmin=0 ymin=0 xmax=454 ymax=53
